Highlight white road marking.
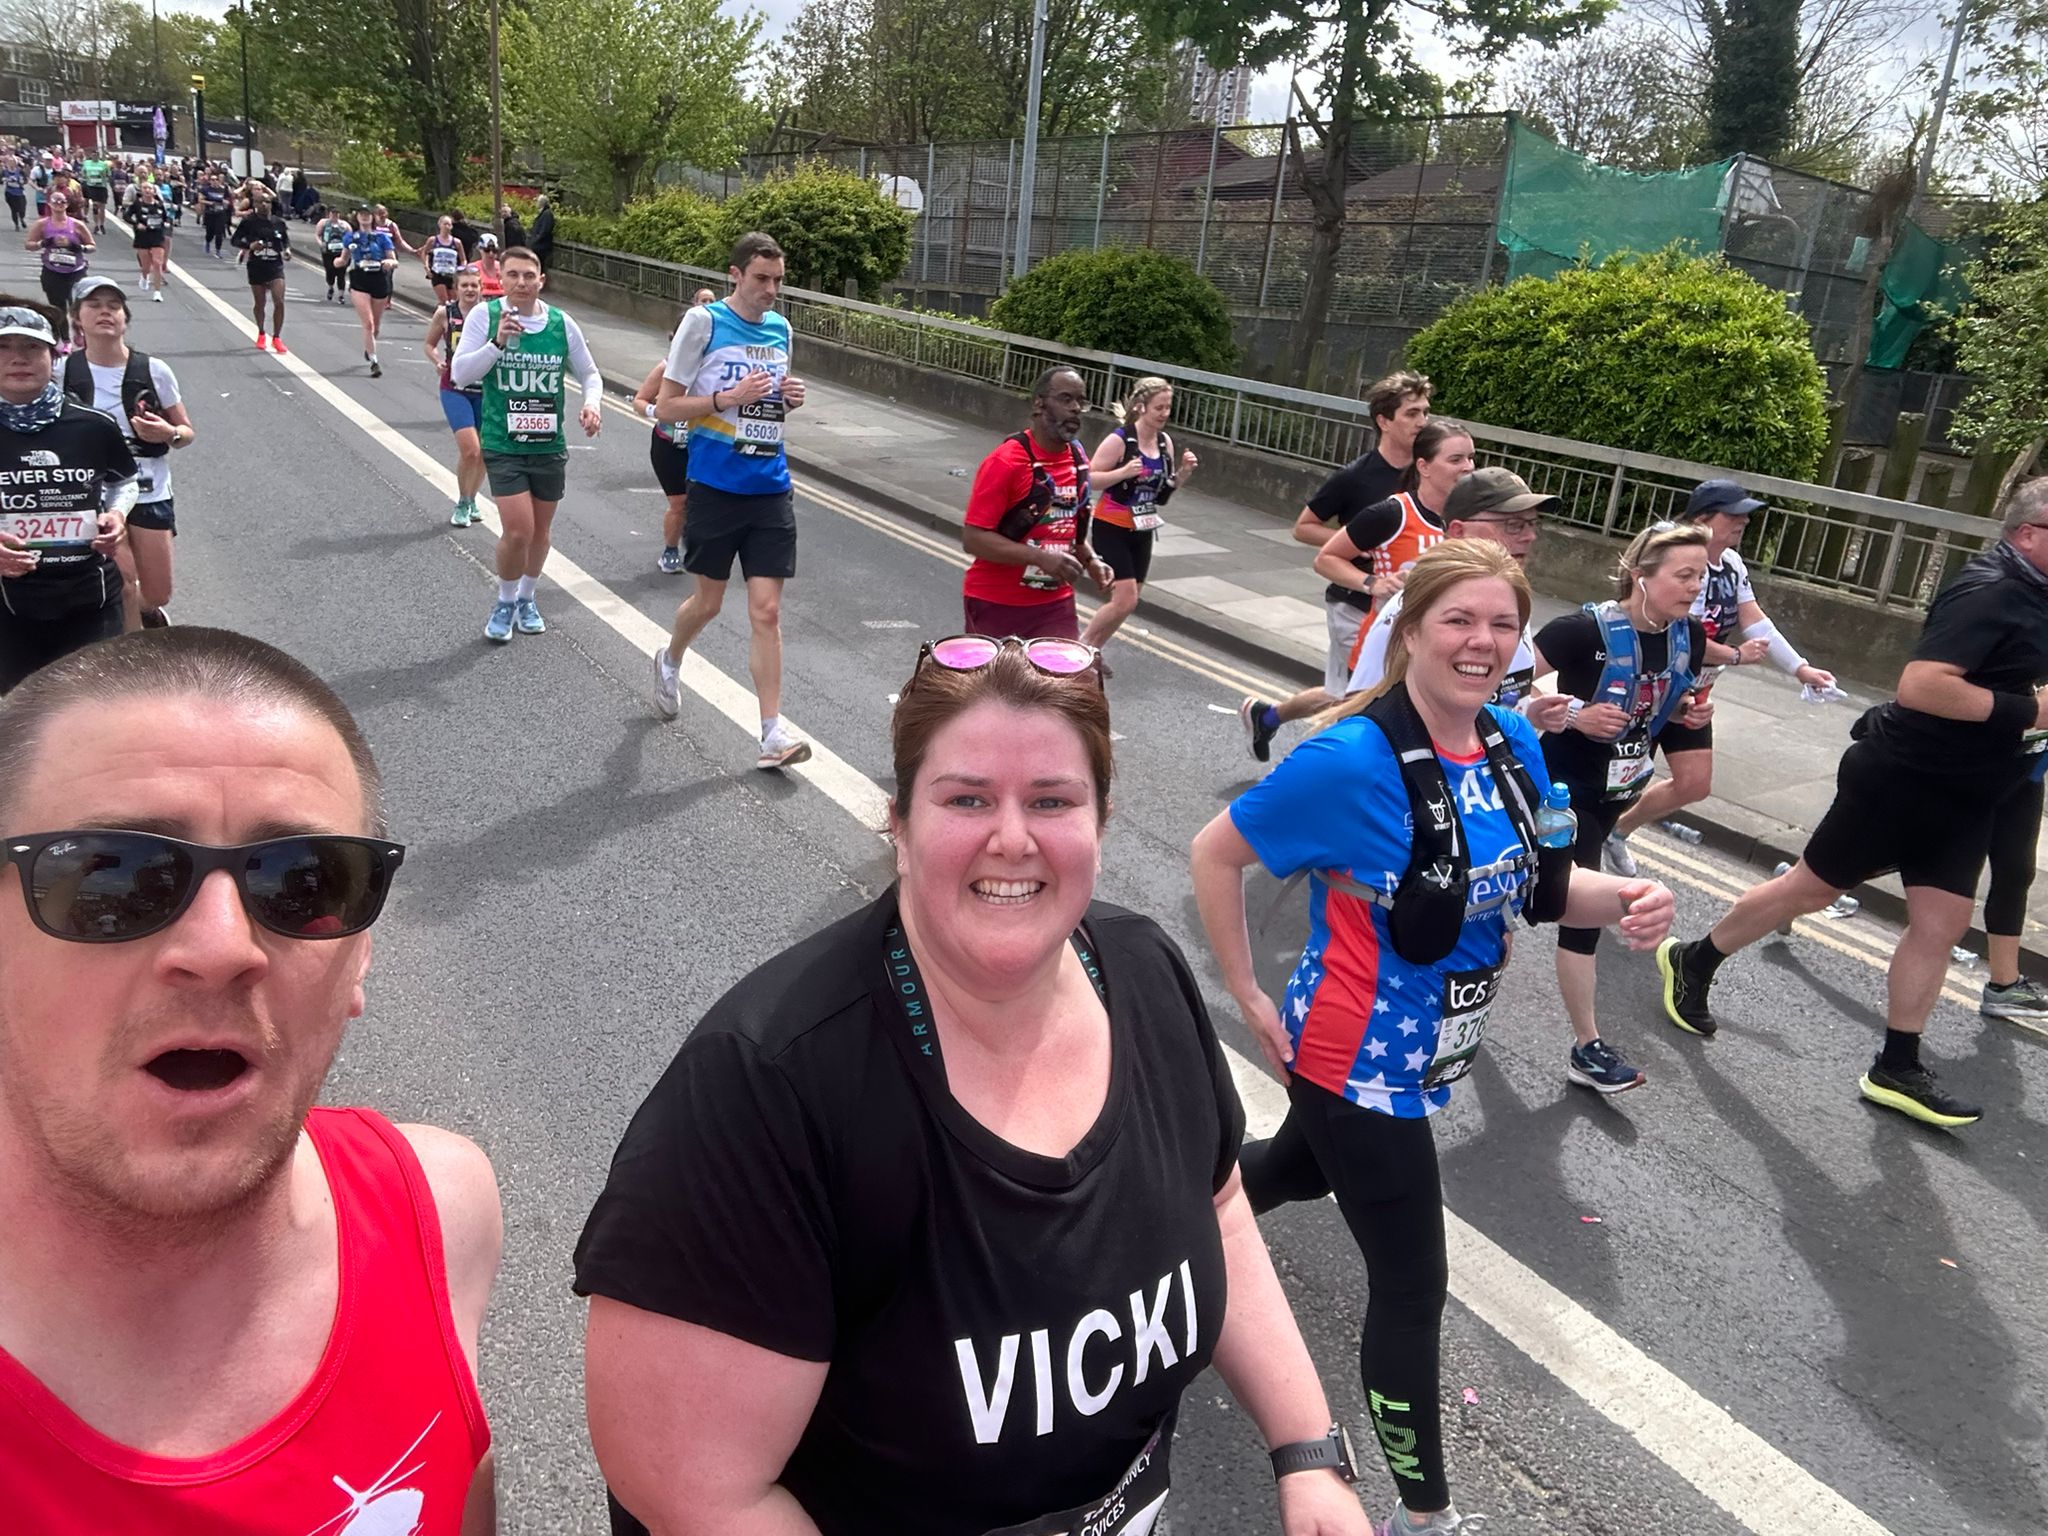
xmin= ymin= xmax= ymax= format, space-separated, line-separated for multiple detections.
xmin=164 ymin=250 xmax=1892 ymax=1536
xmin=163 ymin=254 xmax=888 ymax=830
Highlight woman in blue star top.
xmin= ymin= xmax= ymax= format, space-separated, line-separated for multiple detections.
xmin=1192 ymin=539 xmax=1675 ymax=1536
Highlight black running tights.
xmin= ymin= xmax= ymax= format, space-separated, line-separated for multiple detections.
xmin=1241 ymin=1076 xmax=1450 ymax=1512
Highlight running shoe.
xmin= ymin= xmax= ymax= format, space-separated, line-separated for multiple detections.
xmin=271 ymin=338 xmax=288 ymax=356
xmin=1378 ymin=1505 xmax=1488 ymax=1534
xmin=652 ymin=646 xmax=681 ymax=718
xmin=657 ymin=546 xmax=684 ymax=574
xmin=483 ymin=600 xmax=516 ymax=643
xmin=139 ymin=605 xmax=170 ymax=629
xmin=758 ymin=726 xmax=814 ymax=771
xmin=151 ymin=290 xmax=163 ymax=303
xmin=450 ymin=501 xmax=472 ymax=527
xmin=253 ymin=333 xmax=268 ymax=351
xmin=1239 ymin=696 xmax=1279 ymax=763
xmin=1602 ymin=831 xmax=1637 ymax=877
xmin=1980 ymin=977 xmax=2048 ymax=1021
xmin=1858 ymin=1060 xmax=1982 ymax=1127
xmin=1655 ymin=936 xmax=1718 ymax=1037
xmin=1567 ymin=1037 xmax=1645 ymax=1094
xmin=513 ymin=597 xmax=545 ymax=635
xmin=369 ymin=356 xmax=382 ymax=378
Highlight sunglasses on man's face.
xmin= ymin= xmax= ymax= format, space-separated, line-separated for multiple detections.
xmin=3 ymin=830 xmax=404 ymax=944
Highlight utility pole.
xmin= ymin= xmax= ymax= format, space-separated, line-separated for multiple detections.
xmin=152 ymin=0 xmax=162 ymax=103
xmin=1915 ymin=0 xmax=1971 ymax=207
xmin=489 ymin=0 xmax=504 ymax=243
xmin=239 ymin=9 xmax=253 ymax=170
xmin=1009 ymin=0 xmax=1048 ymax=281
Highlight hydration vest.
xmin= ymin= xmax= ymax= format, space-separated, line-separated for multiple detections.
xmin=1315 ymin=684 xmax=1570 ymax=964
xmin=1105 ymin=426 xmax=1177 ymax=509
xmin=993 ymin=431 xmax=1092 ymax=543
xmin=1585 ymin=600 xmax=1695 ymax=738
xmin=62 ymin=349 xmax=168 ymax=458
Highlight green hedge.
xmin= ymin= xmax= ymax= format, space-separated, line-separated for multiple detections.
xmin=990 ymin=247 xmax=1238 ymax=372
xmin=715 ymin=167 xmax=912 ymax=300
xmin=1405 ymin=247 xmax=1829 ymax=479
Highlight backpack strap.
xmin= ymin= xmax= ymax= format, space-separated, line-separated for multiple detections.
xmin=60 ymin=349 xmax=92 ymax=408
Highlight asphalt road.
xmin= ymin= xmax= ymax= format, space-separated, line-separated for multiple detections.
xmin=14 ymin=221 xmax=2045 ymax=1535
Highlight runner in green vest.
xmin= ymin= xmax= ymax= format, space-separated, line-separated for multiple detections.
xmin=448 ymin=245 xmax=602 ymax=643
xmin=80 ymin=156 xmax=110 ymax=234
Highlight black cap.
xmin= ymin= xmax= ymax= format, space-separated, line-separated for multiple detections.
xmin=1687 ymin=479 xmax=1766 ymax=518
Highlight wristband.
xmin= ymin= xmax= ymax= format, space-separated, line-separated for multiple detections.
xmin=643 ymin=402 xmax=657 ymax=422
xmin=1565 ymin=698 xmax=1584 ymax=731
xmin=711 ymin=389 xmax=724 ymax=412
xmin=1269 ymin=1424 xmax=1356 ymax=1483
xmin=1988 ymin=691 xmax=2036 ymax=738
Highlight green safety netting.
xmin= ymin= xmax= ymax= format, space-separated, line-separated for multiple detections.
xmin=1868 ymin=217 xmax=1972 ymax=371
xmin=1498 ymin=124 xmax=1733 ymax=281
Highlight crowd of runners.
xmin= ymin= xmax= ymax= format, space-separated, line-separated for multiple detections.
xmin=1 ymin=124 xmax=2045 ymax=1536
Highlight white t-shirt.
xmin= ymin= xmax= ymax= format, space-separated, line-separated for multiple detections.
xmin=84 ymin=355 xmax=181 ymax=504
xmin=1346 ymin=587 xmax=1538 ymax=703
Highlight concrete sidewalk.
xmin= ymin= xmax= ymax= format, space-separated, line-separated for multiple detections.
xmin=386 ymin=258 xmax=2048 ymax=965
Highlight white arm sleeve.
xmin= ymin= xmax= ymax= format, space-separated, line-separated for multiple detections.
xmin=448 ymin=304 xmax=499 ymax=389
xmin=662 ymin=305 xmax=713 ymax=389
xmin=1748 ymin=617 xmax=1807 ymax=675
xmin=562 ymin=314 xmax=602 ymax=399
xmin=1344 ymin=597 xmax=1399 ymax=696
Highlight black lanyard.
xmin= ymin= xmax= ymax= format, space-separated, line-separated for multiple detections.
xmin=882 ymin=922 xmax=1106 ymax=1074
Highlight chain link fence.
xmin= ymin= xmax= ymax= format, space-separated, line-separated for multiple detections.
xmin=742 ymin=115 xmax=1511 ymax=326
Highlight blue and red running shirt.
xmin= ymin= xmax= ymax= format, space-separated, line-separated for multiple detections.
xmin=1228 ymin=706 xmax=1549 ymax=1118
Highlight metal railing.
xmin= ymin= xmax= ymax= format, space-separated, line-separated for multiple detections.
xmin=549 ymin=239 xmax=1997 ymax=614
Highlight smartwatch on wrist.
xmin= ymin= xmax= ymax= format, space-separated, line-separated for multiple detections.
xmin=1270 ymin=1422 xmax=1357 ymax=1482
xmin=1564 ymin=698 xmax=1585 ymax=731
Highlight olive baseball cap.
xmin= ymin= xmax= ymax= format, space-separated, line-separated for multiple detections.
xmin=1443 ymin=466 xmax=1561 ymax=522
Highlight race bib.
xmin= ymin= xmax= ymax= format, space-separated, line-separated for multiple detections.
xmin=1425 ymin=964 xmax=1501 ymax=1089
xmin=980 ymin=1417 xmax=1171 ymax=1536
xmin=1132 ymin=509 xmax=1163 ymax=532
xmin=430 ymin=244 xmax=458 ymax=273
xmin=734 ymin=395 xmax=784 ymax=457
xmin=44 ymin=247 xmax=80 ymax=271
xmin=1021 ymin=538 xmax=1074 ymax=592
xmin=507 ymin=402 xmax=559 ymax=443
xmin=325 ymin=238 xmax=346 ymax=254
xmin=1606 ymin=740 xmax=1653 ymax=796
xmin=1 ymin=508 xmax=97 ymax=548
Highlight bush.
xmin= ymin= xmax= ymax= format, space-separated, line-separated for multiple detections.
xmin=445 ymin=188 xmax=538 ymax=225
xmin=614 ymin=190 xmax=726 ymax=268
xmin=716 ymin=166 xmax=913 ymax=300
xmin=1404 ymin=247 xmax=1829 ymax=479
xmin=990 ymin=247 xmax=1239 ymax=372
xmin=332 ymin=141 xmax=420 ymax=210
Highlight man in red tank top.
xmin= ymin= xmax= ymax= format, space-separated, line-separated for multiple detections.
xmin=0 ymin=627 xmax=502 ymax=1534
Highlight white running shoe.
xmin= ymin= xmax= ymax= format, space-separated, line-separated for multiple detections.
xmin=1602 ymin=832 xmax=1637 ymax=877
xmin=757 ymin=726 xmax=813 ymax=771
xmin=652 ymin=646 xmax=681 ymax=719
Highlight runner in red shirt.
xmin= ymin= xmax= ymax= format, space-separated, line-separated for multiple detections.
xmin=0 ymin=627 xmax=503 ymax=1534
xmin=961 ymin=366 xmax=1114 ymax=640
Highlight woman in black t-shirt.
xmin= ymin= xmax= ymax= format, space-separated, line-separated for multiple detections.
xmin=231 ymin=186 xmax=291 ymax=353
xmin=577 ymin=638 xmax=1372 ymax=1536
xmin=1530 ymin=522 xmax=1711 ymax=1096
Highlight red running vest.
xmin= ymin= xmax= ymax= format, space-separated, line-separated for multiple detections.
xmin=0 ymin=1107 xmax=491 ymax=1535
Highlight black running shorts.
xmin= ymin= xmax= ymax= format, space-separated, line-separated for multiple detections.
xmin=681 ymin=481 xmax=795 ymax=582
xmin=1090 ymin=520 xmax=1154 ymax=585
xmin=1800 ymin=736 xmax=2024 ymax=898
xmin=648 ymin=432 xmax=690 ymax=497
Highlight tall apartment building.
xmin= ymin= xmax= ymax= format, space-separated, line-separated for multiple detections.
xmin=1181 ymin=46 xmax=1254 ymax=126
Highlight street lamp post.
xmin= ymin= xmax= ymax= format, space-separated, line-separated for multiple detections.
xmin=489 ymin=0 xmax=504 ymax=244
xmin=238 ymin=10 xmax=253 ymax=171
xmin=1010 ymin=0 xmax=1049 ymax=281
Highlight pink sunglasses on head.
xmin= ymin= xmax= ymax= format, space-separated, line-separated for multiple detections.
xmin=916 ymin=634 xmax=1101 ymax=679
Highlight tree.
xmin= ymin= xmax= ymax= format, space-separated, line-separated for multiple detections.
xmin=507 ymin=0 xmax=756 ymax=210
xmin=1948 ymin=0 xmax=2048 ymax=195
xmin=1642 ymin=0 xmax=1924 ymax=167
xmin=247 ymin=0 xmax=489 ymax=199
xmin=1699 ymin=0 xmax=1801 ymax=158
xmin=1951 ymin=197 xmax=2048 ymax=499
xmin=1138 ymin=0 xmax=1607 ymax=381
xmin=1500 ymin=20 xmax=1705 ymax=168
xmin=762 ymin=0 xmax=1185 ymax=144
